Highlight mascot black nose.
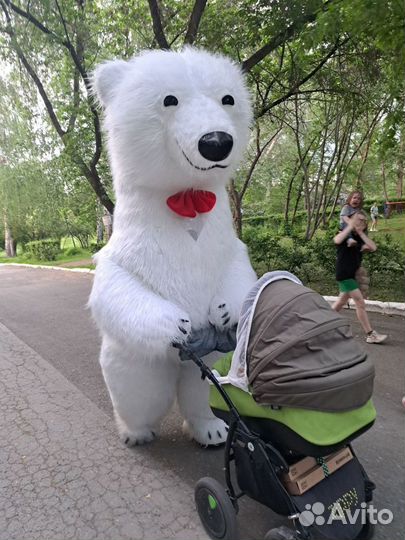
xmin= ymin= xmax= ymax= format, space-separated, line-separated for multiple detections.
xmin=198 ymin=131 xmax=233 ymax=162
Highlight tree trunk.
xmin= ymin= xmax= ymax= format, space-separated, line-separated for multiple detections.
xmin=228 ymin=180 xmax=242 ymax=238
xmin=96 ymin=219 xmax=104 ymax=242
xmin=4 ymin=214 xmax=16 ymax=257
xmin=102 ymin=212 xmax=113 ymax=241
xmin=233 ymin=203 xmax=243 ymax=238
xmin=396 ymin=136 xmax=404 ymax=198
xmin=357 ymin=135 xmax=372 ymax=188
xmin=381 ymin=161 xmax=389 ymax=202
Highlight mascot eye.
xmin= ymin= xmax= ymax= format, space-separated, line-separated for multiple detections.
xmin=163 ymin=95 xmax=178 ymax=107
xmin=222 ymin=95 xmax=235 ymax=106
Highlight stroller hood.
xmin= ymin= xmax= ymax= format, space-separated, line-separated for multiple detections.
xmin=218 ymin=271 xmax=374 ymax=412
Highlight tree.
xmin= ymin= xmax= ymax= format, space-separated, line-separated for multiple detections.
xmin=1 ymin=0 xmax=404 ymax=240
xmin=0 ymin=1 xmax=345 ymax=214
xmin=0 ymin=0 xmax=122 ymax=213
xmin=0 ymin=72 xmax=99 ymax=253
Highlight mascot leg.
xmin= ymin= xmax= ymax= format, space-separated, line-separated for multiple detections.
xmin=177 ymin=352 xmax=228 ymax=446
xmin=100 ymin=338 xmax=178 ymax=446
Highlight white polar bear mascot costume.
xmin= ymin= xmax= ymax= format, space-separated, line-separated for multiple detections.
xmin=89 ymin=48 xmax=257 ymax=447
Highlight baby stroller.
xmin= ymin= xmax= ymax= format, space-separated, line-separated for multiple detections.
xmin=176 ymin=272 xmax=376 ymax=540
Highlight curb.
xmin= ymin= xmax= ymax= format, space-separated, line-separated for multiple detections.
xmin=0 ymin=262 xmax=95 ymax=274
xmin=323 ymin=296 xmax=405 ymax=317
xmin=1 ymin=263 xmax=404 ymax=317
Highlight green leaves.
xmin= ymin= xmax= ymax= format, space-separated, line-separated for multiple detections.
xmin=1 ymin=0 xmax=404 ymax=247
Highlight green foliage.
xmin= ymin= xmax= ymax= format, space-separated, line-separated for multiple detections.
xmin=243 ymin=218 xmax=404 ymax=300
xmin=243 ymin=211 xmax=307 ymax=230
xmin=305 ymin=225 xmax=338 ymax=275
xmin=363 ymin=198 xmax=405 ymax=207
xmin=363 ymin=235 xmax=405 ymax=280
xmin=90 ymin=241 xmax=106 ymax=254
xmin=0 ymin=0 xmax=404 ymax=293
xmin=243 ymin=225 xmax=312 ymax=275
xmin=25 ymin=239 xmax=61 ymax=261
xmin=64 ymin=246 xmax=81 ymax=257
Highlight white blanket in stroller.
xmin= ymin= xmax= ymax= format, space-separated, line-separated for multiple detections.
xmin=215 ymin=271 xmax=302 ymax=392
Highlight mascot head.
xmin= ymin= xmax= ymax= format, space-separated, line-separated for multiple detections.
xmin=92 ymin=48 xmax=252 ymax=197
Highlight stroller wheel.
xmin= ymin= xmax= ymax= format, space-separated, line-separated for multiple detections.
xmin=195 ymin=477 xmax=238 ymax=540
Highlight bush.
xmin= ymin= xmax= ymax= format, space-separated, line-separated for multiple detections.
xmin=362 ymin=234 xmax=405 ymax=280
xmin=243 ymin=226 xmax=311 ymax=275
xmin=64 ymin=246 xmax=81 ymax=257
xmin=306 ymin=228 xmax=337 ymax=275
xmin=243 ymin=226 xmax=282 ymax=274
xmin=243 ymin=211 xmax=308 ymax=230
xmin=243 ymin=220 xmax=404 ymax=301
xmin=25 ymin=239 xmax=61 ymax=261
xmin=296 ymin=262 xmax=325 ymax=283
xmin=363 ymin=197 xmax=405 ymax=207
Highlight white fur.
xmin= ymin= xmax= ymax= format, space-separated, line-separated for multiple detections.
xmin=89 ymin=48 xmax=257 ymax=446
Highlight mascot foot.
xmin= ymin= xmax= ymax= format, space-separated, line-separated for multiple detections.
xmin=183 ymin=418 xmax=228 ymax=446
xmin=115 ymin=414 xmax=158 ymax=446
xmin=119 ymin=427 xmax=157 ymax=447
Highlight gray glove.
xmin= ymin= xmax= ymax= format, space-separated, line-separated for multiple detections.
xmin=179 ymin=324 xmax=237 ymax=361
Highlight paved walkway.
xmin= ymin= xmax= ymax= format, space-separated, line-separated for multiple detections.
xmin=0 ymin=265 xmax=403 ymax=540
xmin=0 ymin=322 xmax=206 ymax=540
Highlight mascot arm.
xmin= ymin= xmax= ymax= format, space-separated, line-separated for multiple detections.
xmin=89 ymin=257 xmax=191 ymax=355
xmin=209 ymin=240 xmax=256 ymax=330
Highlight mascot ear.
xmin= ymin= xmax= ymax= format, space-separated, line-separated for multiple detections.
xmin=91 ymin=59 xmax=128 ymax=107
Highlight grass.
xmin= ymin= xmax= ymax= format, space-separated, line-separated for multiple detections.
xmin=0 ymin=245 xmax=94 ymax=269
xmin=367 ymin=213 xmax=405 ymax=250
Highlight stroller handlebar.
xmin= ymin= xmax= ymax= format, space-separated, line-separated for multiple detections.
xmin=172 ymin=341 xmax=201 ymax=363
xmin=172 ymin=341 xmax=244 ymax=424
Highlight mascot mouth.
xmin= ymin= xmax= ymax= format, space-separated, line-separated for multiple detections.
xmin=177 ymin=141 xmax=228 ymax=171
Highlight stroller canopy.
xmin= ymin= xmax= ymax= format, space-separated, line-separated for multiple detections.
xmin=216 ymin=271 xmax=374 ymax=412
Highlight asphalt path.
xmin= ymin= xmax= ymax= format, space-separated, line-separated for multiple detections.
xmin=0 ymin=265 xmax=404 ymax=540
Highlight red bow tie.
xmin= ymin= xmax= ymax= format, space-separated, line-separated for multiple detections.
xmin=166 ymin=190 xmax=216 ymax=218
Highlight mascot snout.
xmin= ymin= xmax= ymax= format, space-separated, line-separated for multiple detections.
xmin=198 ymin=131 xmax=234 ymax=162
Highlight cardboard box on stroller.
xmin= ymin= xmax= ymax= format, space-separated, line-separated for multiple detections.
xmin=285 ymin=456 xmax=319 ymax=481
xmin=283 ymin=446 xmax=352 ymax=482
xmin=282 ymin=447 xmax=353 ymax=495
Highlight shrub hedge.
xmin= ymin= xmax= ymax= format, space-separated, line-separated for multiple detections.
xmin=25 ymin=239 xmax=61 ymax=261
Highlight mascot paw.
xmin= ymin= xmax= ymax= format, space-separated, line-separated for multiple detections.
xmin=209 ymin=300 xmax=233 ymax=331
xmin=119 ymin=427 xmax=157 ymax=447
xmin=171 ymin=317 xmax=192 ymax=345
xmin=183 ymin=418 xmax=228 ymax=446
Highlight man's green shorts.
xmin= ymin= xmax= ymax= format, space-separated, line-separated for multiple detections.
xmin=338 ymin=278 xmax=359 ymax=293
